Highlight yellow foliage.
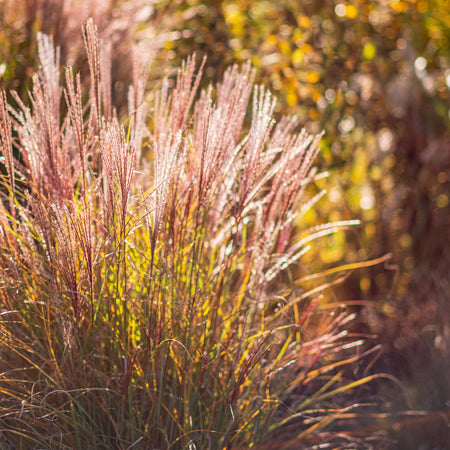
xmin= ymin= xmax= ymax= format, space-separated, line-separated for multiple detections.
xmin=292 ymin=48 xmax=304 ymax=67
xmin=307 ymin=72 xmax=320 ymax=83
xmin=297 ymin=15 xmax=311 ymax=28
xmin=346 ymin=4 xmax=359 ymax=19
xmin=390 ymin=0 xmax=409 ymax=12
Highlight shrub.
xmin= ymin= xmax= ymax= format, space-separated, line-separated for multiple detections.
xmin=0 ymin=19 xmax=376 ymax=449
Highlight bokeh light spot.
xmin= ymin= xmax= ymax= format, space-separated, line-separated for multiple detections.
xmin=378 ymin=128 xmax=395 ymax=152
xmin=360 ymin=276 xmax=371 ymax=292
xmin=362 ymin=42 xmax=377 ymax=60
xmin=360 ymin=185 xmax=375 ymax=210
xmin=297 ymin=15 xmax=311 ymax=28
xmin=346 ymin=5 xmax=358 ymax=19
xmin=437 ymin=172 xmax=448 ymax=184
xmin=390 ymin=1 xmax=408 ymax=13
xmin=436 ymin=194 xmax=449 ymax=208
xmin=307 ymin=71 xmax=320 ymax=83
xmin=335 ymin=4 xmax=346 ymax=17
xmin=399 ymin=233 xmax=412 ymax=249
xmin=325 ymin=88 xmax=336 ymax=102
xmin=445 ymin=70 xmax=450 ymax=88
xmin=417 ymin=1 xmax=428 ymax=13
xmin=414 ymin=56 xmax=427 ymax=77
xmin=339 ymin=116 xmax=355 ymax=133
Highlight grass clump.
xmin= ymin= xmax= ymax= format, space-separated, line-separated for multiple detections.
xmin=0 ymin=20 xmax=375 ymax=449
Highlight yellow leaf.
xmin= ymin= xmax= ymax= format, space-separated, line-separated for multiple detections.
xmin=267 ymin=34 xmax=277 ymax=45
xmin=279 ymin=40 xmax=291 ymax=55
xmin=297 ymin=15 xmax=311 ymax=28
xmin=417 ymin=1 xmax=427 ymax=13
xmin=287 ymin=91 xmax=298 ymax=106
xmin=307 ymin=71 xmax=320 ymax=83
xmin=292 ymin=48 xmax=304 ymax=67
xmin=362 ymin=42 xmax=377 ymax=60
xmin=346 ymin=4 xmax=358 ymax=19
xmin=312 ymin=91 xmax=321 ymax=102
xmin=390 ymin=0 xmax=408 ymax=13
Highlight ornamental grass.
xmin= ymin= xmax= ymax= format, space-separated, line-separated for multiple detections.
xmin=0 ymin=19 xmax=382 ymax=449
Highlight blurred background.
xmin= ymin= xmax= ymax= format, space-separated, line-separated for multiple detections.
xmin=1 ymin=0 xmax=449 ymax=447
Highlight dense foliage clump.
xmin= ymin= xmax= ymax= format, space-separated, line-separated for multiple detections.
xmin=0 ymin=19 xmax=382 ymax=449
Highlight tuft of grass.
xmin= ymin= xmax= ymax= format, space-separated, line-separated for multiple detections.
xmin=0 ymin=19 xmax=379 ymax=449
